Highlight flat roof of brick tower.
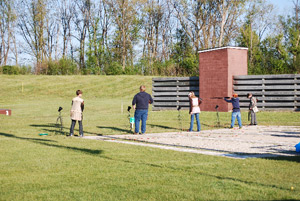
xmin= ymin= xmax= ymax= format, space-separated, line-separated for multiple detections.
xmin=198 ymin=46 xmax=248 ymax=53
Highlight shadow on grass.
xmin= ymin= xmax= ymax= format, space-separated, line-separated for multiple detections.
xmin=97 ymin=126 xmax=132 ymax=134
xmin=265 ymin=155 xmax=300 ymax=163
xmin=30 ymin=123 xmax=103 ymax=136
xmin=0 ymin=132 xmax=103 ymax=155
xmin=0 ymin=132 xmax=57 ymax=142
xmin=148 ymin=124 xmax=179 ymax=130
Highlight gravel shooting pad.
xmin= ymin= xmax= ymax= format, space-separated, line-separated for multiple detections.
xmin=84 ymin=126 xmax=300 ymax=159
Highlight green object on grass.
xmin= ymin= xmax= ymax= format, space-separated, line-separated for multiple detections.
xmin=130 ymin=117 xmax=135 ymax=123
xmin=39 ymin=133 xmax=48 ymax=136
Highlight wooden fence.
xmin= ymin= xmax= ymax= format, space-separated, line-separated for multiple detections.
xmin=233 ymin=74 xmax=300 ymax=111
xmin=152 ymin=77 xmax=199 ymax=111
xmin=152 ymin=74 xmax=300 ymax=111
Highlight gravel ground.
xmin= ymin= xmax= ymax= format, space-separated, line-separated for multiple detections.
xmin=84 ymin=125 xmax=300 ymax=159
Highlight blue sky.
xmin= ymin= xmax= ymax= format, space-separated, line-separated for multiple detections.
xmin=268 ymin=0 xmax=294 ymax=15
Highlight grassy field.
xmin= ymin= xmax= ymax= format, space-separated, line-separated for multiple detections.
xmin=0 ymin=75 xmax=300 ymax=200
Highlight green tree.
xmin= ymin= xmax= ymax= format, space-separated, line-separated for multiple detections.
xmin=280 ymin=0 xmax=300 ymax=73
xmin=171 ymin=29 xmax=198 ymax=76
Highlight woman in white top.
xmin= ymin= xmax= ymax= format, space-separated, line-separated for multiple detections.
xmin=188 ymin=91 xmax=202 ymax=132
xmin=69 ymin=90 xmax=84 ymax=137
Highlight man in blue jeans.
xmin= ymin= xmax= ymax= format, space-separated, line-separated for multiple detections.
xmin=132 ymin=85 xmax=153 ymax=134
xmin=224 ymin=94 xmax=242 ymax=129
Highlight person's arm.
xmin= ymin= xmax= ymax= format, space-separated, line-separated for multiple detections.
xmin=198 ymin=98 xmax=202 ymax=105
xmin=149 ymin=95 xmax=153 ymax=104
xmin=132 ymin=95 xmax=137 ymax=110
xmin=224 ymin=98 xmax=232 ymax=103
xmin=189 ymin=98 xmax=193 ymax=114
xmin=81 ymin=101 xmax=84 ymax=112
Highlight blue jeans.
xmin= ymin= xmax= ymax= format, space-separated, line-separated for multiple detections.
xmin=189 ymin=113 xmax=201 ymax=132
xmin=134 ymin=109 xmax=148 ymax=133
xmin=231 ymin=112 xmax=242 ymax=128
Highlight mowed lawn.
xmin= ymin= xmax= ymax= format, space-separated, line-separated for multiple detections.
xmin=0 ymin=75 xmax=300 ymax=200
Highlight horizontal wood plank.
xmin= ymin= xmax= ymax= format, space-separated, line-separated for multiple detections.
xmin=234 ymin=80 xmax=300 ymax=85
xmin=234 ymin=86 xmax=300 ymax=90
xmin=239 ymin=102 xmax=295 ymax=107
xmin=152 ymin=106 xmax=189 ymax=111
xmin=153 ymin=92 xmax=199 ymax=96
xmin=154 ymin=97 xmax=189 ymax=101
xmin=152 ymin=77 xmax=199 ymax=82
xmin=153 ymin=81 xmax=199 ymax=87
xmin=234 ymin=74 xmax=300 ymax=79
xmin=153 ymin=86 xmax=199 ymax=91
xmin=153 ymin=102 xmax=190 ymax=106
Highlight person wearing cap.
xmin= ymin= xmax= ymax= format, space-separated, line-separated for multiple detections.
xmin=69 ymin=90 xmax=84 ymax=137
xmin=247 ymin=93 xmax=258 ymax=125
xmin=132 ymin=85 xmax=153 ymax=134
xmin=188 ymin=91 xmax=202 ymax=132
xmin=224 ymin=94 xmax=242 ymax=129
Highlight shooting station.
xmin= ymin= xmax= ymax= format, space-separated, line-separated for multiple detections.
xmin=0 ymin=109 xmax=12 ymax=116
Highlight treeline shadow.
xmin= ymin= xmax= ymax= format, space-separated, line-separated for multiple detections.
xmin=0 ymin=132 xmax=103 ymax=155
xmin=30 ymin=123 xmax=103 ymax=136
xmin=97 ymin=126 xmax=132 ymax=134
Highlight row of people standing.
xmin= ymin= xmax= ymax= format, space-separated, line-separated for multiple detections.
xmin=68 ymin=88 xmax=259 ymax=136
xmin=189 ymin=92 xmax=258 ymax=131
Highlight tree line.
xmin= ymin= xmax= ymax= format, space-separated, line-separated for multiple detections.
xmin=0 ymin=0 xmax=300 ymax=76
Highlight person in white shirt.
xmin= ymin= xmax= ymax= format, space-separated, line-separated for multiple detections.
xmin=69 ymin=90 xmax=84 ymax=137
xmin=188 ymin=91 xmax=202 ymax=132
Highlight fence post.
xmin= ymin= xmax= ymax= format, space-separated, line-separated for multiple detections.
xmin=262 ymin=77 xmax=265 ymax=110
xmin=295 ymin=75 xmax=297 ymax=110
xmin=177 ymin=78 xmax=179 ymax=108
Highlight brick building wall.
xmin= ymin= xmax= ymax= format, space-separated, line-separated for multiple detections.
xmin=199 ymin=47 xmax=248 ymax=112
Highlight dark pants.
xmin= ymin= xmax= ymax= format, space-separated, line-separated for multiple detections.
xmin=70 ymin=119 xmax=83 ymax=136
xmin=250 ymin=110 xmax=257 ymax=125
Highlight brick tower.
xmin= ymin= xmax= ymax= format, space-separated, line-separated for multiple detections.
xmin=199 ymin=47 xmax=248 ymax=112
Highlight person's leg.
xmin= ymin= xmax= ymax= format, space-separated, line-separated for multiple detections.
xmin=141 ymin=110 xmax=148 ymax=134
xmin=79 ymin=120 xmax=83 ymax=136
xmin=195 ymin=113 xmax=201 ymax=131
xmin=237 ymin=112 xmax=242 ymax=128
xmin=254 ymin=112 xmax=257 ymax=125
xmin=250 ymin=110 xmax=255 ymax=125
xmin=69 ymin=120 xmax=76 ymax=136
xmin=189 ymin=114 xmax=195 ymax=131
xmin=134 ymin=110 xmax=142 ymax=134
xmin=231 ymin=112 xmax=237 ymax=128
